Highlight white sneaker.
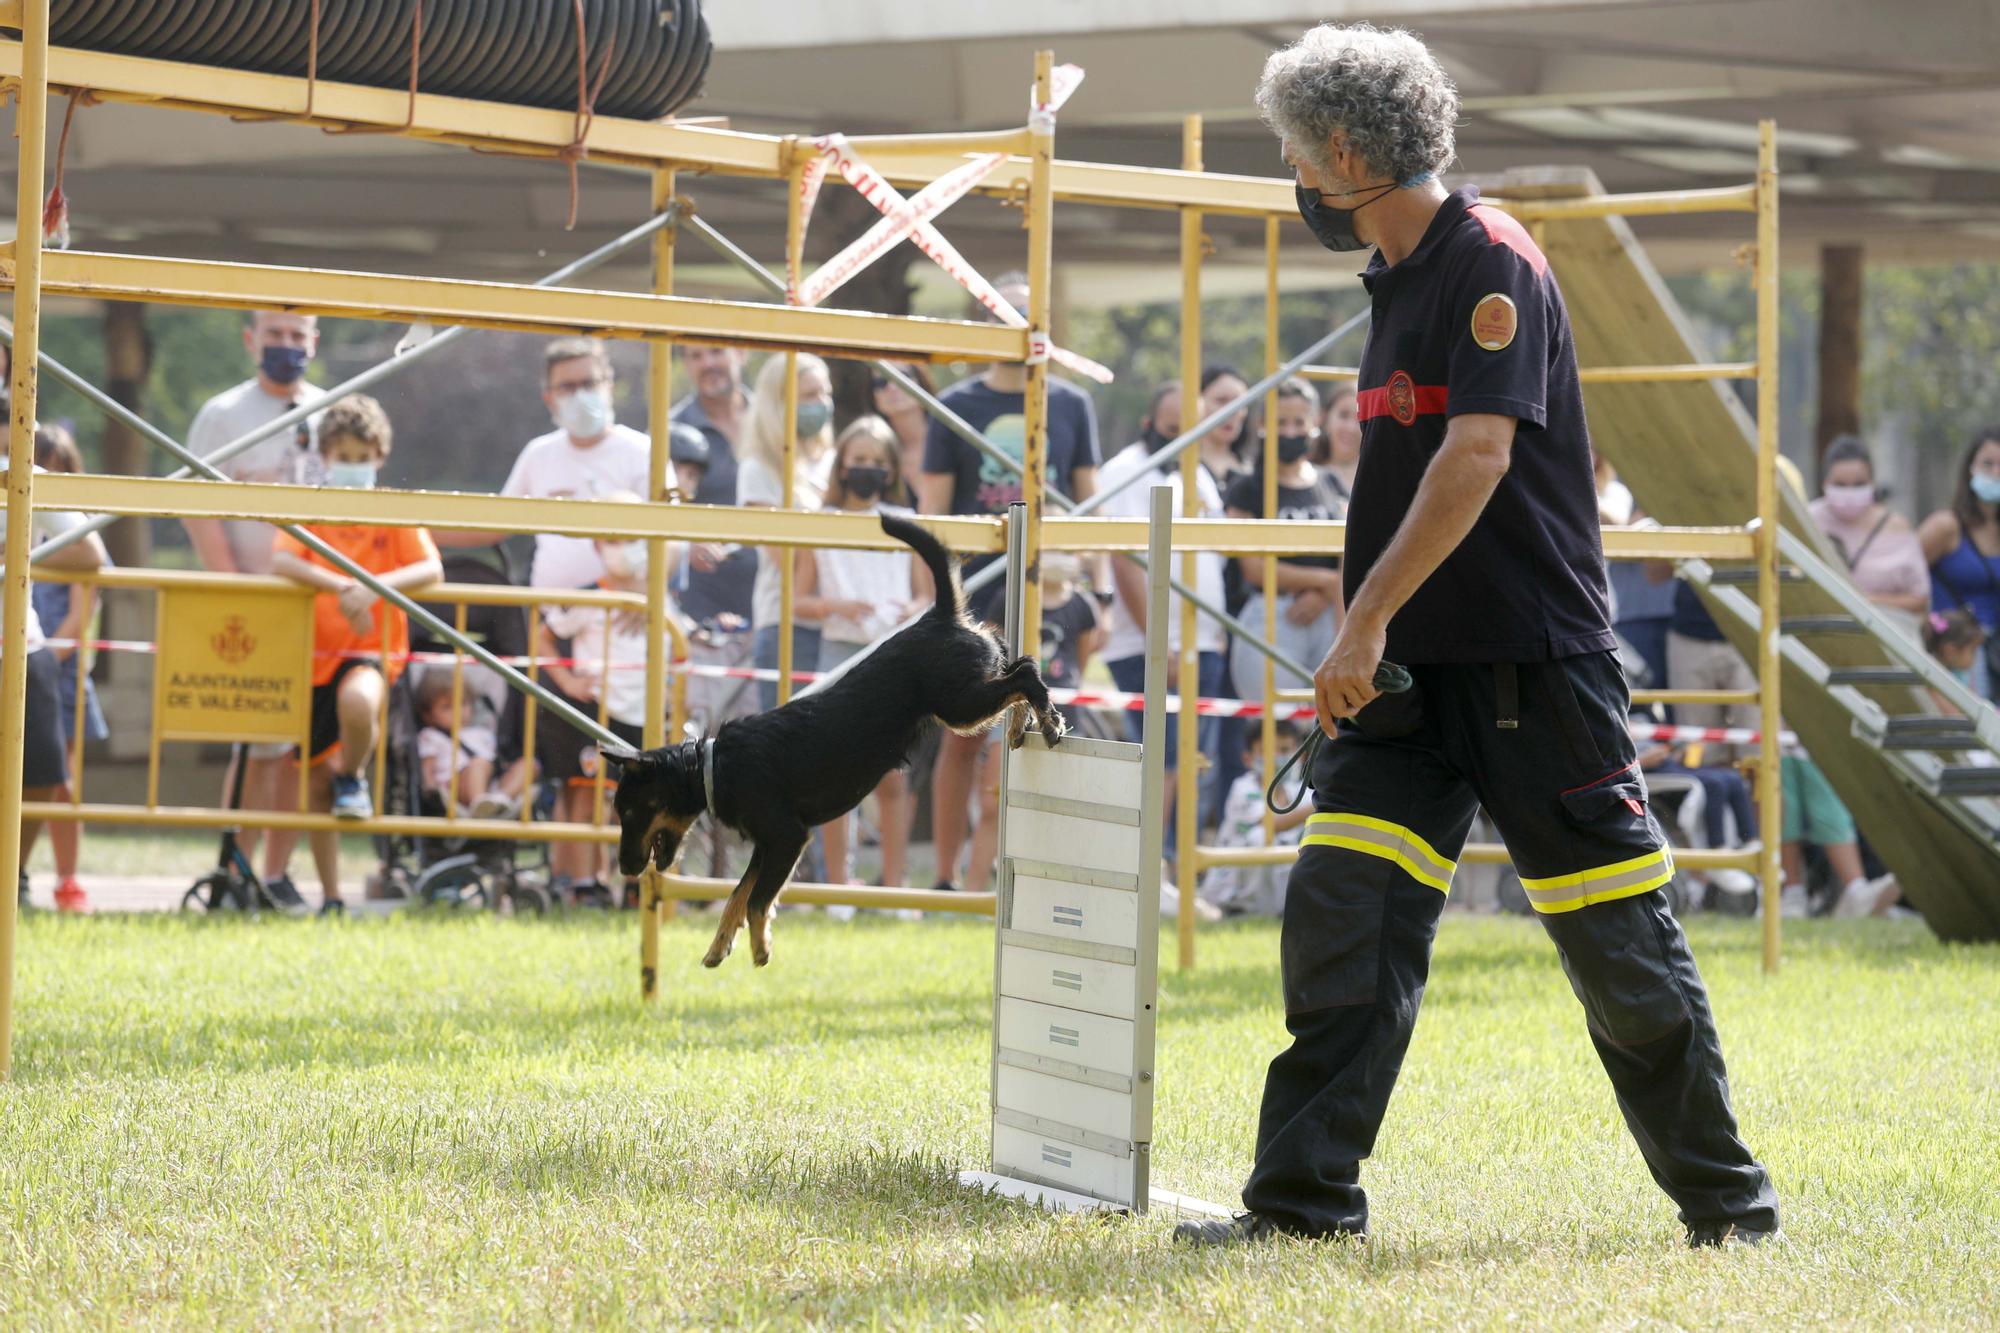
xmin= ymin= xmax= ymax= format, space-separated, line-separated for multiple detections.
xmin=1833 ymin=877 xmax=1876 ymax=919
xmin=1160 ymin=879 xmax=1223 ymax=923
xmin=824 ymin=903 xmax=859 ymax=922
xmin=1827 ymin=875 xmax=1902 ymax=919
xmin=468 ymin=790 xmax=517 ymax=820
xmin=1709 ymin=867 xmax=1758 ymax=897
xmin=1778 ymin=883 xmax=1809 ymax=918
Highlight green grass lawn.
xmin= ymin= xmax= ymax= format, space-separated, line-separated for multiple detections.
xmin=2 ymin=911 xmax=1996 ymax=1329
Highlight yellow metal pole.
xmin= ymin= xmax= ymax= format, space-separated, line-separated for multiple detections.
xmin=642 ymin=166 xmax=677 ymax=993
xmin=1176 ymin=115 xmax=1203 ymax=971
xmin=447 ymin=602 xmax=466 ymax=824
xmin=1020 ymin=50 xmax=1055 ymax=651
xmin=1754 ymin=121 xmax=1783 ymax=974
xmin=520 ymin=603 xmax=539 ymax=827
xmin=592 ymin=606 xmax=613 ymax=834
xmin=373 ymin=644 xmax=390 ymax=825
xmin=777 ymin=145 xmax=804 ymax=707
xmin=1260 ymin=215 xmax=1280 ymax=844
xmin=68 ymin=584 xmax=89 ymax=806
xmin=0 ymin=0 xmax=49 ymax=1080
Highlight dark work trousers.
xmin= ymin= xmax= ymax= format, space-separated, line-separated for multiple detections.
xmin=1241 ymin=652 xmax=1779 ymax=1236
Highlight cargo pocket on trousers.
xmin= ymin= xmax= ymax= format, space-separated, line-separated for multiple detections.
xmin=1549 ymin=775 xmax=1690 ymax=1046
xmin=1557 ymin=769 xmax=1668 ymax=860
xmin=1280 ymin=841 xmax=1394 ymax=1014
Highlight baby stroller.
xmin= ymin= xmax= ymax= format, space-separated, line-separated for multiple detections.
xmin=371 ymin=548 xmax=556 ymax=914
xmin=180 ymin=741 xmax=266 ymax=914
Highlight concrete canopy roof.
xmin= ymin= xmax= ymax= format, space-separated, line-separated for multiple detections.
xmin=6 ymin=0 xmax=1998 ymax=309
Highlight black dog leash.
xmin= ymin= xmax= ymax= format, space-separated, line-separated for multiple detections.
xmin=1266 ymin=661 xmax=1414 ymax=815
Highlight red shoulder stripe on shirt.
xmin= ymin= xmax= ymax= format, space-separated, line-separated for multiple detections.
xmin=1468 ymin=203 xmax=1548 ymax=277
xmin=1357 ymin=383 xmax=1450 ymax=423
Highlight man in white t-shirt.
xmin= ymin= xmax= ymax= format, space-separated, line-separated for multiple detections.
xmin=2 ymin=465 xmax=108 ymax=909
xmin=455 ymin=337 xmax=651 ymax=896
xmin=500 ymin=338 xmax=653 ymax=592
xmin=181 ymin=310 xmax=326 ymax=915
xmin=1098 ymin=383 xmax=1230 ymax=856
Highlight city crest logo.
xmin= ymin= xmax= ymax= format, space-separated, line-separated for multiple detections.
xmin=211 ymin=616 xmax=257 ymax=664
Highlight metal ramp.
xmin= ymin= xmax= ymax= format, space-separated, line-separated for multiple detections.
xmin=1495 ymin=166 xmax=2000 ymax=940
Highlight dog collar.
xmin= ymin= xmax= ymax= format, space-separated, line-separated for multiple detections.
xmin=701 ymin=738 xmax=716 ymax=814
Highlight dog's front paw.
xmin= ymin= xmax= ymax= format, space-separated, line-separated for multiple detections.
xmin=749 ymin=911 xmax=773 ymax=967
xmin=1039 ymin=709 xmax=1069 ymax=745
xmin=702 ymin=927 xmax=733 ymax=968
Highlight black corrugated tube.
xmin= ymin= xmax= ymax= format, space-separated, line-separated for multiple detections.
xmin=46 ymin=0 xmax=711 ymax=121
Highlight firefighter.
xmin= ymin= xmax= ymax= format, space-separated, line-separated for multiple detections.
xmin=1175 ymin=24 xmax=1780 ymax=1247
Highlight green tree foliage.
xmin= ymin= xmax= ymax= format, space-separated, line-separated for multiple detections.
xmin=1666 ymin=261 xmax=2000 ymax=515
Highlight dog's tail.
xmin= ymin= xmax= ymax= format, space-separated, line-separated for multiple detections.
xmin=881 ymin=511 xmax=962 ymax=622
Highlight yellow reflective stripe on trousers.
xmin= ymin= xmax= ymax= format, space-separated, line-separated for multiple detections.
xmin=1301 ymin=812 xmax=1456 ymax=894
xmin=1516 ymin=846 xmax=1676 ymax=914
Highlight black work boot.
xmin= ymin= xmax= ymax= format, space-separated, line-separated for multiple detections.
xmin=1172 ymin=1212 xmax=1301 ymax=1247
xmin=1687 ymin=1221 xmax=1780 ymax=1248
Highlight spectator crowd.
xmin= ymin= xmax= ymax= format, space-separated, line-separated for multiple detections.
xmin=11 ymin=297 xmax=1997 ymax=923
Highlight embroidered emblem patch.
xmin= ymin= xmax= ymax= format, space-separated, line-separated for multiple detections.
xmin=1386 ymin=370 xmax=1418 ymax=426
xmin=1470 ymin=292 xmax=1518 ymax=351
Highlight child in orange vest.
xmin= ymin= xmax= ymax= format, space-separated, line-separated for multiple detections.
xmin=272 ymin=394 xmax=441 ymax=915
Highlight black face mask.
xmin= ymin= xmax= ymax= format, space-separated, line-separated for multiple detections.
xmin=1294 ymin=180 xmax=1397 ymax=253
xmin=843 ymin=465 xmax=889 ymax=501
xmin=1276 ymin=433 xmax=1312 ymax=465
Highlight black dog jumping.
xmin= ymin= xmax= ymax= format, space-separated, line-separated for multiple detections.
xmin=605 ymin=512 xmax=1065 ymax=968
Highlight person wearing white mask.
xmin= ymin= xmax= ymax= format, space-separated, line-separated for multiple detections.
xmin=1809 ymin=434 xmax=1929 ymax=643
xmin=456 ymin=338 xmax=651 ymax=900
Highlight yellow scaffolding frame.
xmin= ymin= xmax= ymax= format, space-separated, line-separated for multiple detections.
xmin=0 ymin=10 xmax=1785 ymax=1081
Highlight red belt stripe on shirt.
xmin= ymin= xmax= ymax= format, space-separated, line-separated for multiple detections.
xmin=1357 ymin=383 xmax=1449 ymax=422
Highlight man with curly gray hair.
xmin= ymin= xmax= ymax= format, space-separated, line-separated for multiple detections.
xmin=1176 ymin=24 xmax=1781 ymax=1250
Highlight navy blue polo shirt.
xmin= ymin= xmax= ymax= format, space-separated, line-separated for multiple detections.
xmin=1344 ymin=186 xmax=1614 ymax=663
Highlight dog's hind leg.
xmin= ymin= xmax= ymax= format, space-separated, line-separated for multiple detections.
xmin=743 ymin=828 xmax=809 ymax=969
xmin=704 ymin=848 xmax=761 ymax=968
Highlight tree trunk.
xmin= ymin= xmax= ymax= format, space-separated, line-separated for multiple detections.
xmin=99 ymin=300 xmax=153 ymax=569
xmin=1815 ymin=243 xmax=1863 ymax=459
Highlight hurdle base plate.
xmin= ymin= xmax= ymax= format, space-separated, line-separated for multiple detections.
xmin=956 ymin=1170 xmax=1233 ymax=1221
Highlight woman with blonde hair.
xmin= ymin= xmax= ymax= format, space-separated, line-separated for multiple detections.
xmin=737 ymin=352 xmax=836 ymax=710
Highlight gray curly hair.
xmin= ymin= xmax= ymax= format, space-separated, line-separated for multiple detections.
xmin=1256 ymin=25 xmax=1459 ymax=185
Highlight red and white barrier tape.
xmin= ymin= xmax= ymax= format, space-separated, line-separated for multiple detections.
xmin=793 ymin=65 xmax=1112 ymax=384
xmin=1631 ymin=723 xmax=1797 ymax=748
xmin=39 ymin=636 xmax=1804 ymax=739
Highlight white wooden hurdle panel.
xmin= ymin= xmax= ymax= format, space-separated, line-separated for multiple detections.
xmin=980 ymin=730 xmax=1159 ymax=1212
xmin=958 ymin=492 xmax=1228 ymax=1222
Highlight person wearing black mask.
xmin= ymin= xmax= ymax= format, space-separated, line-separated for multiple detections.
xmin=1224 ymin=376 xmax=1348 ymax=699
xmin=1177 ymin=22 xmax=1776 ymax=1250
xmin=180 ymin=309 xmax=327 ymax=917
xmin=794 ymin=416 xmax=933 ymax=893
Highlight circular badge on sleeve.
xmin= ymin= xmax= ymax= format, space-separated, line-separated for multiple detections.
xmin=1470 ymin=292 xmax=1518 ymax=351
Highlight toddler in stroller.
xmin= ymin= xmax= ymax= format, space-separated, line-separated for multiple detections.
xmin=368 ymin=550 xmax=556 ymax=913
xmin=375 ymin=663 xmax=555 ymax=913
